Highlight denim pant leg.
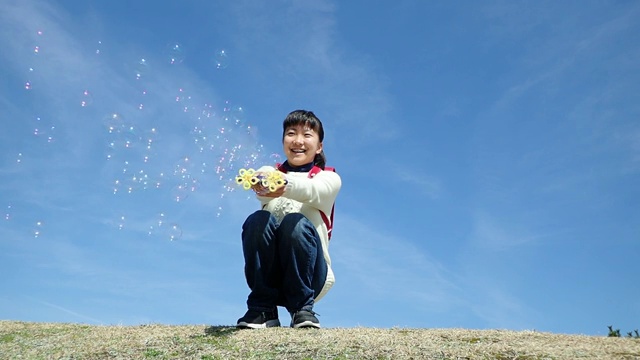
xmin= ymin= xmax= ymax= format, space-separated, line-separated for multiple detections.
xmin=242 ymin=210 xmax=281 ymax=311
xmin=277 ymin=213 xmax=328 ymax=313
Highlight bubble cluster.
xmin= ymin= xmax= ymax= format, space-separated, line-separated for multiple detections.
xmin=25 ymin=31 xmax=44 ymax=91
xmin=100 ymin=91 xmax=268 ymax=239
xmin=8 ymin=37 xmax=274 ymax=243
xmin=147 ymin=213 xmax=183 ymax=241
xmin=32 ymin=116 xmax=55 ymax=143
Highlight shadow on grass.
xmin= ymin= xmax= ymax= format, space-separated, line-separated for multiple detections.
xmin=203 ymin=326 xmax=241 ymax=337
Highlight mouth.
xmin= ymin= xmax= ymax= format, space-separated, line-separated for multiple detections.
xmin=291 ymin=149 xmax=306 ymax=154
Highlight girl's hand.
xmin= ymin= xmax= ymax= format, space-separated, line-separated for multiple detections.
xmin=250 ymin=171 xmax=286 ymax=197
xmin=260 ymin=185 xmax=285 ymax=198
xmin=253 ymin=183 xmax=285 ymax=197
xmin=250 ymin=180 xmax=267 ymax=195
xmin=251 ymin=173 xmax=285 ymax=197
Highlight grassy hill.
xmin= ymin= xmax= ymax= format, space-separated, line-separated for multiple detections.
xmin=1 ymin=321 xmax=639 ymax=359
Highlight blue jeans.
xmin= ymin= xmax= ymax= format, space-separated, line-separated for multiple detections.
xmin=242 ymin=210 xmax=327 ymax=313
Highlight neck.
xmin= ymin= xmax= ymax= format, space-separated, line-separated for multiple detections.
xmin=280 ymin=161 xmax=314 ymax=172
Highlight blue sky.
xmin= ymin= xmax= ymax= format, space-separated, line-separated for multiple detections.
xmin=1 ymin=0 xmax=638 ymax=336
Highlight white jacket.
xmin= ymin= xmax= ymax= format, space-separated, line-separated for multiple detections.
xmin=256 ymin=165 xmax=341 ymax=301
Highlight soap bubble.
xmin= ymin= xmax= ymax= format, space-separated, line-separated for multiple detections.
xmin=214 ymin=49 xmax=228 ymax=69
xmin=171 ymin=183 xmax=190 ymax=202
xmin=156 ymin=172 xmax=166 ymax=189
xmin=231 ymin=106 xmax=245 ymax=124
xmin=270 ymin=153 xmax=282 ymax=163
xmin=104 ymin=113 xmax=125 ymax=133
xmin=4 ymin=204 xmax=11 ymax=221
xmin=157 ymin=212 xmax=166 ymax=227
xmin=111 ymin=179 xmax=121 ymax=194
xmin=166 ymin=43 xmax=185 ymax=65
xmin=168 ymin=223 xmax=182 ymax=241
xmin=135 ymin=58 xmax=149 ymax=79
xmin=80 ymin=89 xmax=93 ymax=107
xmin=33 ymin=221 xmax=43 ymax=238
xmin=120 ymin=125 xmax=141 ymax=149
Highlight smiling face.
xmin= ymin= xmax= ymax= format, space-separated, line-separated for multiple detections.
xmin=283 ymin=124 xmax=323 ymax=166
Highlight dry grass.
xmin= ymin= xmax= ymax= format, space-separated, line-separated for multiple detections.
xmin=1 ymin=320 xmax=639 ymax=359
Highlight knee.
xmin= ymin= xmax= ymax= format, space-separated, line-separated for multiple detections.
xmin=278 ymin=213 xmax=317 ymax=245
xmin=242 ymin=210 xmax=275 ymax=235
xmin=242 ymin=210 xmax=271 ymax=228
xmin=279 ymin=213 xmax=308 ymax=233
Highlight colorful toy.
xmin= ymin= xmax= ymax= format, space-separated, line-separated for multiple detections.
xmin=235 ymin=168 xmax=287 ymax=192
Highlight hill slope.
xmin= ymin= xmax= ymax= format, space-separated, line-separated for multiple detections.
xmin=1 ymin=321 xmax=639 ymax=359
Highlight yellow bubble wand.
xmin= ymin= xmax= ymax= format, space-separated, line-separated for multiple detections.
xmin=235 ymin=168 xmax=260 ymax=190
xmin=235 ymin=168 xmax=287 ymax=192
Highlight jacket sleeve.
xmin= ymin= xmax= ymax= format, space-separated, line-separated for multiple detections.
xmin=283 ymin=170 xmax=341 ymax=215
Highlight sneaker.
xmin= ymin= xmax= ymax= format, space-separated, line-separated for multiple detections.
xmin=237 ymin=309 xmax=280 ymax=329
xmin=290 ymin=309 xmax=321 ymax=329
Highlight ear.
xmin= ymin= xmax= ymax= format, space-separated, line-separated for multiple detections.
xmin=316 ymin=142 xmax=323 ymax=154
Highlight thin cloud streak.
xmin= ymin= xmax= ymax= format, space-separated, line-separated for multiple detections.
xmin=30 ymin=298 xmax=105 ymax=325
xmin=333 ymin=214 xmax=465 ymax=312
xmin=227 ymin=0 xmax=397 ymax=143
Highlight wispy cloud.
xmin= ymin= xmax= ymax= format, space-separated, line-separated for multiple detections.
xmin=468 ymin=211 xmax=541 ymax=252
xmin=394 ymin=168 xmax=443 ymax=200
xmin=466 ymin=285 xmax=540 ymax=330
xmin=332 ymin=214 xmax=464 ymax=313
xmin=226 ymin=0 xmax=396 ymax=143
xmin=29 ymin=298 xmax=105 ymax=325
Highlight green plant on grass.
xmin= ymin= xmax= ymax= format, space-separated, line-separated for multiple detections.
xmin=0 ymin=333 xmax=16 ymax=343
xmin=144 ymin=348 xmax=164 ymax=358
xmin=608 ymin=325 xmax=640 ymax=338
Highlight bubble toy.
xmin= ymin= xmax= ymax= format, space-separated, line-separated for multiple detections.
xmin=260 ymin=170 xmax=287 ymax=192
xmin=235 ymin=168 xmax=287 ymax=192
xmin=235 ymin=168 xmax=260 ymax=190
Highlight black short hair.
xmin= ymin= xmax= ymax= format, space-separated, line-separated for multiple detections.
xmin=282 ymin=110 xmax=326 ymax=169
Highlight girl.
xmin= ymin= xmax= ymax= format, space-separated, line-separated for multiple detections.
xmin=237 ymin=110 xmax=341 ymax=329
